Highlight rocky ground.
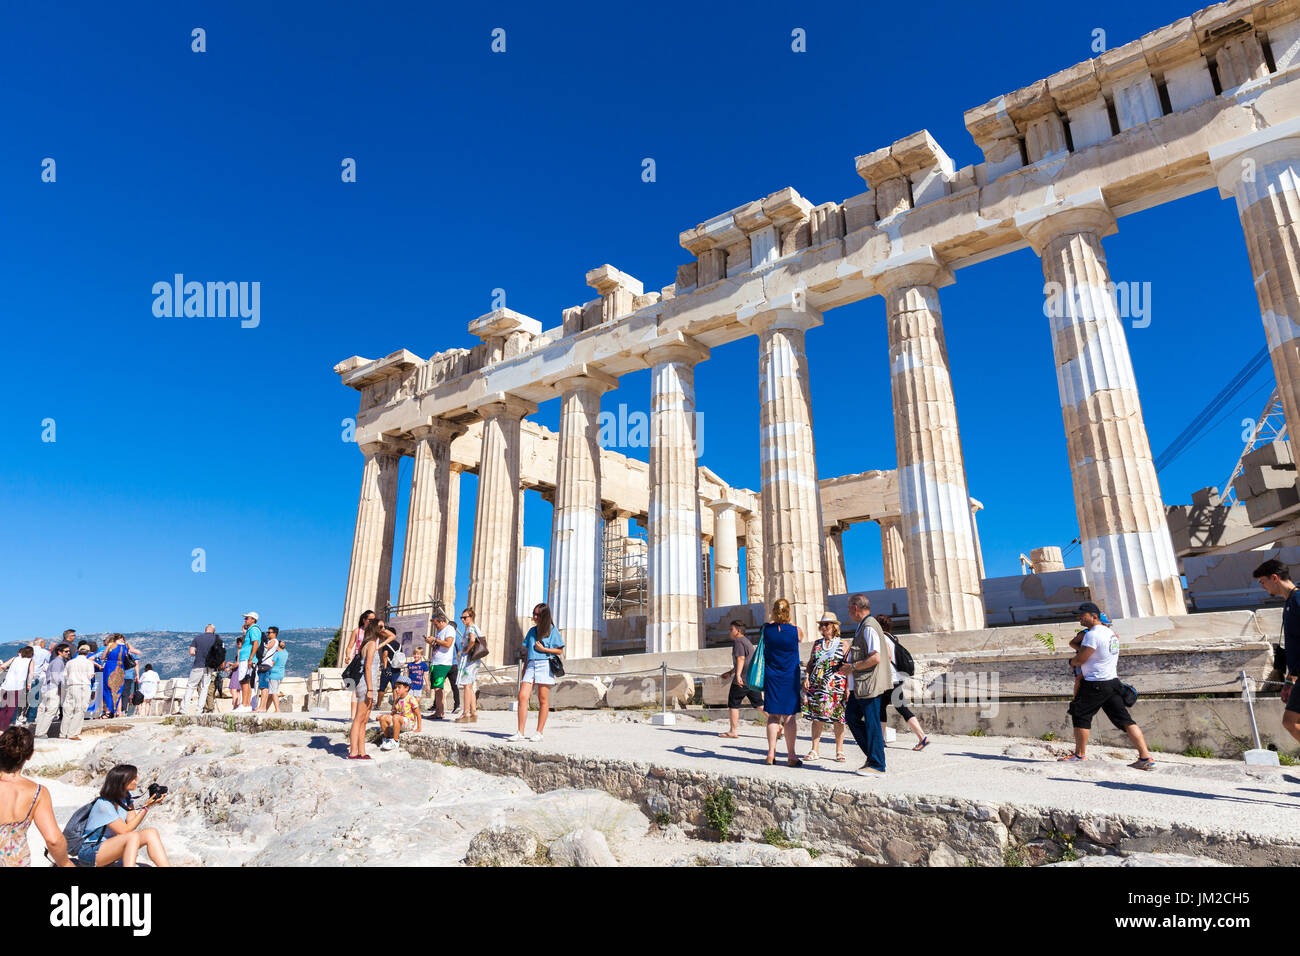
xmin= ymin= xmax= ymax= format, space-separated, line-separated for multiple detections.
xmin=23 ymin=722 xmax=842 ymax=867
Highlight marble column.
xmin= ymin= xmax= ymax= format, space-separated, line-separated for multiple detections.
xmin=701 ymin=534 xmax=714 ymax=608
xmin=707 ymin=496 xmax=744 ymax=608
xmin=869 ymin=248 xmax=985 ymax=631
xmin=466 ymin=395 xmax=537 ymax=665
xmin=398 ymin=419 xmax=464 ymax=610
xmin=1212 ymin=129 xmax=1300 ymax=441
xmin=740 ymin=293 xmax=828 ymax=639
xmin=879 ymin=517 xmax=907 ymax=590
xmin=824 ymin=523 xmax=848 ymax=597
xmin=340 ymin=440 xmax=401 ymax=662
xmin=743 ymin=511 xmax=764 ymax=605
xmin=548 ymin=370 xmax=617 ymax=660
xmin=645 ymin=334 xmax=709 ymax=652
xmin=1017 ymin=189 xmax=1185 ymax=618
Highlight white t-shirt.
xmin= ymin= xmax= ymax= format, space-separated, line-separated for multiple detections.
xmin=65 ymin=655 xmax=96 ymax=687
xmin=30 ymin=646 xmax=51 ymax=680
xmin=428 ymin=625 xmax=457 ymax=667
xmin=1 ymin=658 xmax=30 ymax=691
xmin=139 ymin=671 xmax=160 ymax=699
xmin=1080 ymin=624 xmax=1119 ymax=681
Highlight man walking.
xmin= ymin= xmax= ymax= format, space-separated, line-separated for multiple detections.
xmin=183 ymin=625 xmax=222 ymax=715
xmin=236 ymin=612 xmax=262 ymax=712
xmin=1253 ymin=559 xmax=1300 ymax=748
xmin=63 ymin=643 xmax=96 ymax=740
xmin=844 ymin=594 xmax=893 ymax=775
xmin=1059 ymin=602 xmax=1155 ymax=769
xmin=718 ymin=621 xmax=764 ymax=739
xmin=33 ymin=642 xmax=71 ymax=738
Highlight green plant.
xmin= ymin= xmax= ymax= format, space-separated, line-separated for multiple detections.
xmin=1033 ymin=632 xmax=1057 ymax=653
xmin=654 ymin=810 xmax=672 ymax=827
xmin=320 ymin=628 xmax=342 ymax=669
xmin=1039 ymin=731 xmax=1058 ymax=741
xmin=32 ymin=761 xmax=82 ymax=779
xmin=762 ymin=826 xmax=792 ymax=848
xmin=1048 ymin=830 xmax=1079 ymax=862
xmin=1182 ymin=745 xmax=1214 ymax=759
xmin=223 ymin=715 xmax=237 ymax=733
xmin=703 ymin=786 xmax=736 ymax=842
xmin=968 ymin=728 xmax=987 ymax=737
xmin=1278 ymin=752 xmax=1299 ymax=766
xmin=1003 ymin=844 xmax=1025 ymax=867
xmin=1149 ymin=743 xmax=1164 ymax=753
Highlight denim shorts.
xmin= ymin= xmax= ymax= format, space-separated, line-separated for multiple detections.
xmin=522 ymin=660 xmax=555 ymax=686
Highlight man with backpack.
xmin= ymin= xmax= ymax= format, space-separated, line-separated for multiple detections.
xmin=183 ymin=625 xmax=224 ymax=716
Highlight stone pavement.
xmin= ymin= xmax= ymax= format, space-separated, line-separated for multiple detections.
xmin=288 ymin=707 xmax=1300 ymax=850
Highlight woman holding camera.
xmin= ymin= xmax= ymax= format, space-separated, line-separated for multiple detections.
xmin=79 ymin=764 xmax=170 ymax=867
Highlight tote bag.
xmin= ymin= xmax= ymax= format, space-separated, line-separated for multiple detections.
xmin=745 ymin=637 xmax=765 ymax=690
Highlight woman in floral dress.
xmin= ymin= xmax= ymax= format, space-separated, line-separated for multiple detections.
xmin=802 ymin=612 xmax=851 ymax=762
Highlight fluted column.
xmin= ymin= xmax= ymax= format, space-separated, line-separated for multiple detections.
xmin=398 ymin=419 xmax=465 ymax=610
xmin=442 ymin=465 xmax=462 ymax=612
xmin=1212 ymin=129 xmax=1300 ymax=439
xmin=869 ymin=248 xmax=984 ymax=631
xmin=743 ymin=511 xmax=764 ymax=605
xmin=1017 ymin=189 xmax=1185 ymax=618
xmin=707 ymin=496 xmax=743 ymax=607
xmin=549 ymin=370 xmax=617 ymax=660
xmin=645 ymin=334 xmax=709 ymax=652
xmin=824 ymin=523 xmax=848 ymax=596
xmin=340 ymin=441 xmax=401 ymax=660
xmin=466 ymin=395 xmax=537 ymax=665
xmin=880 ymin=517 xmax=907 ymax=590
xmin=740 ymin=292 xmax=828 ymax=639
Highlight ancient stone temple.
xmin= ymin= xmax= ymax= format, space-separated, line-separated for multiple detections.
xmin=338 ymin=0 xmax=1300 ymax=663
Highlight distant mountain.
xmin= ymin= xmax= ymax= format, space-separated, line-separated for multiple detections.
xmin=0 ymin=628 xmax=337 ymax=680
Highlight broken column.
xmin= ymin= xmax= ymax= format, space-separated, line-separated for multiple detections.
xmin=824 ymin=522 xmax=848 ymax=596
xmin=548 ymin=367 xmax=618 ymax=660
xmin=1017 ymin=189 xmax=1185 ymax=618
xmin=645 ymin=333 xmax=709 ymax=652
xmin=398 ymin=419 xmax=464 ymax=609
xmin=879 ymin=517 xmax=907 ymax=590
xmin=708 ymin=495 xmax=744 ymax=608
xmin=1211 ymin=127 xmax=1300 ymax=443
xmin=865 ymin=244 xmax=985 ymax=632
xmin=340 ymin=440 xmax=401 ymax=657
xmin=740 ymin=289 xmax=828 ymax=638
xmin=1031 ymin=546 xmax=1066 ymax=573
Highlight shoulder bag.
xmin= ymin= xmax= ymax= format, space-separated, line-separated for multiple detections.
xmin=746 ymin=636 xmax=766 ymax=690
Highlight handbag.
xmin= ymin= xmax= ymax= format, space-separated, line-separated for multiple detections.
xmin=746 ymin=637 xmax=765 ymax=690
xmin=548 ymin=650 xmax=566 ymax=678
xmin=467 ymin=634 xmax=490 ymax=663
xmin=1121 ymin=683 xmax=1139 ymax=707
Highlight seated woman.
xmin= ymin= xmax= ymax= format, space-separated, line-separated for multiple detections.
xmin=78 ymin=764 xmax=170 ymax=867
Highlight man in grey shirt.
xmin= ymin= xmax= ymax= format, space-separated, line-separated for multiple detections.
xmin=34 ymin=641 xmax=72 ymax=738
xmin=182 ymin=625 xmax=221 ymax=715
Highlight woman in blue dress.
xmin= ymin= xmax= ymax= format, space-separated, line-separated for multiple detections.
xmin=98 ymin=635 xmax=133 ymax=718
xmin=761 ymin=598 xmax=804 ymax=767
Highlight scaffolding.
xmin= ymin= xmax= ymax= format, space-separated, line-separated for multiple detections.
xmin=602 ymin=517 xmax=648 ymax=619
xmin=1221 ymin=389 xmax=1289 ymax=508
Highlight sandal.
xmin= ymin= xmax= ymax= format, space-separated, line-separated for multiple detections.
xmin=834 ymin=752 xmax=846 ymax=762
xmin=804 ymin=751 xmax=821 ymax=761
xmin=717 ymin=732 xmax=739 ymax=738
xmin=913 ymin=736 xmax=931 ymax=752
xmin=764 ymin=756 xmax=775 ymax=766
xmin=1130 ymin=757 xmax=1156 ymax=771
xmin=786 ymin=758 xmax=804 ymax=768
xmin=1057 ymin=753 xmax=1085 ymax=761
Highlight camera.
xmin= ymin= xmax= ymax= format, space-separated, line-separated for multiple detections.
xmin=147 ymin=783 xmax=168 ymax=799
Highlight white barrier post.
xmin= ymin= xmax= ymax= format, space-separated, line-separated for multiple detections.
xmin=1241 ymin=669 xmax=1279 ymax=766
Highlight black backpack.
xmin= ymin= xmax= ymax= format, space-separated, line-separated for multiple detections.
xmin=204 ymin=636 xmax=226 ymax=670
xmin=890 ymin=634 xmax=916 ymax=677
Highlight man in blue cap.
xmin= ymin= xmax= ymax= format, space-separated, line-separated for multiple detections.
xmin=1059 ymin=602 xmax=1155 ymax=770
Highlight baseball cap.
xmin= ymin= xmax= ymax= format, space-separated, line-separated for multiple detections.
xmin=243 ymin=611 xmax=259 ymax=621
xmin=394 ymin=675 xmax=412 ymax=686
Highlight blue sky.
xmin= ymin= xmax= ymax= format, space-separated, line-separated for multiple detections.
xmin=1 ymin=0 xmax=1269 ymax=642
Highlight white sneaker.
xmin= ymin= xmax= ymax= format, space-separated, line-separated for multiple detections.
xmin=527 ymin=733 xmax=544 ymax=742
xmin=232 ymin=706 xmax=250 ymax=713
xmin=379 ymin=739 xmax=396 ymax=752
xmin=506 ymin=733 xmax=527 ymax=742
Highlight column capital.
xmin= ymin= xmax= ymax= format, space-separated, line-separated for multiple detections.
xmin=409 ymin=417 xmax=468 ymax=443
xmin=707 ymin=494 xmax=745 ymax=515
xmin=467 ymin=392 xmax=538 ymax=421
xmin=358 ymin=439 xmax=403 ymax=459
xmin=969 ymin=497 xmax=984 ymax=514
xmin=1014 ymin=187 xmax=1116 ymax=255
xmin=1208 ymin=117 xmax=1300 ymax=198
xmin=824 ymin=520 xmax=849 ymax=535
xmin=545 ymin=365 xmax=620 ymax=396
xmin=866 ymin=246 xmax=953 ymax=295
xmin=641 ymin=331 xmax=710 ymax=367
xmin=737 ymin=288 xmax=823 ymax=334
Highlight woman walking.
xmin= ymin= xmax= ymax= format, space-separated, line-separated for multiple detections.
xmin=802 ymin=612 xmax=851 ymax=762
xmin=0 ymin=648 xmax=34 ymax=732
xmin=0 ymin=727 xmax=71 ymax=866
xmin=761 ymin=598 xmax=803 ymax=767
xmin=77 ymin=764 xmax=170 ymax=867
xmin=876 ymin=615 xmax=930 ymax=750
xmin=348 ymin=622 xmax=382 ymax=759
xmin=509 ymin=603 xmax=564 ymax=742
xmin=455 ymin=607 xmax=482 ymax=723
